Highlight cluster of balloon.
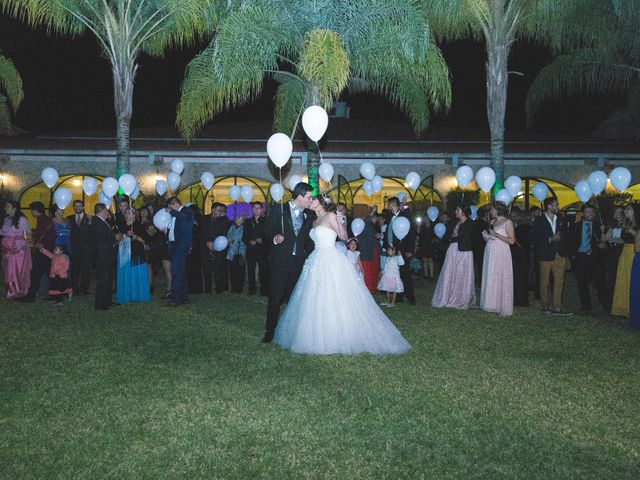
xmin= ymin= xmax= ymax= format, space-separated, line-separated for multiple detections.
xmin=574 ymin=167 xmax=632 ymax=205
xmin=351 ymin=218 xmax=365 ymax=236
xmin=228 ymin=185 xmax=254 ymax=203
xmin=154 ymin=159 xmax=185 ymax=196
xmin=427 ymin=206 xmax=439 ymax=222
xmin=434 ymin=223 xmax=447 ymax=239
xmin=392 ymin=217 xmax=410 ymax=240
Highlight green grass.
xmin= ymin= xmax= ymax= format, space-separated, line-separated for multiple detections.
xmin=1 ymin=279 xmax=639 ymax=479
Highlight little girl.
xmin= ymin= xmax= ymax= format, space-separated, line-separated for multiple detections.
xmin=40 ymin=244 xmax=72 ymax=304
xmin=346 ymin=238 xmax=364 ymax=282
xmin=377 ymin=245 xmax=404 ymax=307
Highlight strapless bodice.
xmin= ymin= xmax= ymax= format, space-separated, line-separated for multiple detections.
xmin=310 ymin=225 xmax=338 ymax=249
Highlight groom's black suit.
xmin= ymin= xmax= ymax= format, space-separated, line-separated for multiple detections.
xmin=264 ymin=202 xmax=316 ymax=341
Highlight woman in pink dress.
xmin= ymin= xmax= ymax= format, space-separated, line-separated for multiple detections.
xmin=432 ymin=205 xmax=475 ymax=309
xmin=1 ymin=200 xmax=32 ymax=298
xmin=480 ymin=202 xmax=515 ymax=316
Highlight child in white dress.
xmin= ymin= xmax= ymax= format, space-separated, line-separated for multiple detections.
xmin=346 ymin=238 xmax=364 ymax=282
xmin=377 ymin=245 xmax=404 ymax=307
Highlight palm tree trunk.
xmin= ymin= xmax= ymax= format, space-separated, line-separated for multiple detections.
xmin=305 ymin=84 xmax=322 ymax=195
xmin=486 ymin=40 xmax=509 ymax=195
xmin=113 ymin=64 xmax=136 ymax=179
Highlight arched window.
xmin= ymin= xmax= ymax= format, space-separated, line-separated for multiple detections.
xmin=19 ymin=174 xmax=147 ymax=225
xmin=476 ymin=177 xmax=575 ymax=211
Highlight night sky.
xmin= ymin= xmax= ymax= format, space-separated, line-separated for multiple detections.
xmin=0 ymin=15 xmax=624 ymax=137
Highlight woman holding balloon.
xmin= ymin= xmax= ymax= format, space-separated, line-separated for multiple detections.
xmin=115 ymin=207 xmax=151 ymax=305
xmin=1 ymin=200 xmax=32 ymax=299
xmin=432 ymin=205 xmax=476 ymax=310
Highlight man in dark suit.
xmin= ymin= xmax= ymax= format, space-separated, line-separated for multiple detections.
xmin=263 ymin=182 xmax=315 ymax=343
xmin=384 ymin=197 xmax=416 ymax=305
xmin=243 ymin=201 xmax=268 ymax=296
xmin=530 ymin=197 xmax=572 ymax=315
xmin=568 ymin=204 xmax=609 ymax=312
xmin=202 ymin=202 xmax=230 ymax=294
xmin=166 ymin=197 xmax=194 ymax=306
xmin=91 ymin=203 xmax=117 ymax=310
xmin=68 ymin=199 xmax=93 ymax=295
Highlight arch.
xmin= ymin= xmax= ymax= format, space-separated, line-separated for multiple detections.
xmin=327 ymin=175 xmax=443 ymax=212
xmin=176 ymin=175 xmax=279 ymax=216
xmin=19 ymin=174 xmax=148 ymax=225
xmin=626 ymin=182 xmax=640 ymax=201
xmin=476 ymin=177 xmax=577 ymax=211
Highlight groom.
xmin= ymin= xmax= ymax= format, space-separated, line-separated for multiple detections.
xmin=263 ymin=182 xmax=315 ymax=343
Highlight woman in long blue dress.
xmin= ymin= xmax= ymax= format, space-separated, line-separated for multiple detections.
xmin=116 ymin=207 xmax=150 ymax=304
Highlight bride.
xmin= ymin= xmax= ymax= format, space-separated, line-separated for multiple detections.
xmin=273 ymin=196 xmax=410 ymax=355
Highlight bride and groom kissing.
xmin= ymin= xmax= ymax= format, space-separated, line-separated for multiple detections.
xmin=263 ymin=182 xmax=410 ymax=356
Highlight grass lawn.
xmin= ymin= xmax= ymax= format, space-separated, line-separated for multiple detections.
xmin=1 ymin=278 xmax=639 ymax=479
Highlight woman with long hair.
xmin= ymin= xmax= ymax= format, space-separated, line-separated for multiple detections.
xmin=115 ymin=207 xmax=151 ymax=304
xmin=605 ymin=206 xmax=625 ymax=306
xmin=0 ymin=200 xmax=32 ymax=298
xmin=416 ymin=216 xmax=435 ymax=281
xmin=52 ymin=206 xmax=72 ymax=254
xmin=480 ymin=202 xmax=515 ymax=316
xmin=611 ymin=204 xmax=638 ymax=317
xmin=432 ymin=205 xmax=475 ymax=310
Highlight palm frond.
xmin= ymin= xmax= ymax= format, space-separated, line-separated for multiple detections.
xmin=273 ymin=77 xmax=306 ymax=136
xmin=0 ymin=95 xmax=13 ymax=135
xmin=0 ymin=55 xmax=23 ymax=113
xmin=525 ymin=48 xmax=639 ymax=126
xmin=298 ymin=29 xmax=349 ymax=109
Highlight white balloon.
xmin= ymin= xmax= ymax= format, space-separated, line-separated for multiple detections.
xmin=229 ymin=185 xmax=241 ymax=201
xmin=587 ymin=170 xmax=608 ymax=195
xmin=495 ymin=188 xmax=513 ymax=205
xmin=351 ymin=218 xmax=365 ymax=236
xmin=362 ymin=180 xmax=374 ymax=196
xmin=610 ymin=167 xmax=631 ymax=192
xmin=41 ymin=167 xmax=59 ymax=188
xmin=82 ymin=177 xmax=97 ymax=196
xmin=301 ymin=105 xmax=329 ymax=142
xmin=319 ymin=163 xmax=334 ymax=183
xmin=574 ymin=179 xmax=593 ymax=203
xmin=241 ymin=185 xmax=254 ymax=203
xmin=288 ymin=175 xmax=302 ymax=191
xmin=270 ymin=183 xmax=285 ymax=202
xmin=153 ymin=209 xmax=171 ymax=230
xmin=102 ymin=177 xmax=119 ymax=198
xmin=170 ymin=159 xmax=184 ymax=175
xmin=267 ymin=133 xmax=293 ymax=168
xmin=167 ymin=172 xmax=181 ymax=191
xmin=156 ymin=180 xmax=168 ymax=196
xmin=213 ymin=235 xmax=229 ymax=251
xmin=397 ymin=191 xmax=407 ymax=203
xmin=475 ymin=167 xmax=496 ymax=193
xmin=434 ymin=222 xmax=446 ymax=239
xmin=427 ymin=206 xmax=439 ymax=222
xmin=99 ymin=191 xmax=112 ymax=206
xmin=405 ymin=171 xmax=421 ymax=190
xmin=131 ymin=183 xmax=141 ymax=200
xmin=360 ymin=162 xmax=376 ymax=181
xmin=118 ymin=173 xmax=137 ymax=196
xmin=392 ymin=216 xmax=410 ymax=240
xmin=504 ymin=175 xmax=522 ymax=198
xmin=53 ymin=187 xmax=72 ymax=209
xmin=455 ymin=166 xmax=473 ymax=188
xmin=200 ymin=172 xmax=215 ymax=190
xmin=532 ymin=182 xmax=549 ymax=202
xmin=372 ymin=175 xmax=383 ymax=193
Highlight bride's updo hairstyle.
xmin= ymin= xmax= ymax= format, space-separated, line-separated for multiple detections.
xmin=318 ymin=194 xmax=338 ymax=213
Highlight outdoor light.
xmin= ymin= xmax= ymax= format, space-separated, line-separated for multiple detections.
xmin=72 ymin=179 xmax=81 ymax=186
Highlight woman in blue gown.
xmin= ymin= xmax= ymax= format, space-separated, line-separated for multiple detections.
xmin=116 ymin=207 xmax=151 ymax=304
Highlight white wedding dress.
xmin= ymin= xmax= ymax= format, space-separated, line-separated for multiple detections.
xmin=273 ymin=226 xmax=411 ymax=355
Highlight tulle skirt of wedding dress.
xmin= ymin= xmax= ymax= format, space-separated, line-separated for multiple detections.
xmin=273 ymin=243 xmax=411 ymax=355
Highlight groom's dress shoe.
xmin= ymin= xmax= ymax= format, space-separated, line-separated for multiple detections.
xmin=261 ymin=333 xmax=273 ymax=343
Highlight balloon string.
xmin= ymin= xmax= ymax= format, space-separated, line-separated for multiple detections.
xmin=316 ymin=141 xmax=323 ymax=164
xmin=279 ymin=167 xmax=284 ymax=235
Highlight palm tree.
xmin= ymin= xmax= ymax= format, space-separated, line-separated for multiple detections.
xmin=425 ymin=0 xmax=592 ymax=193
xmin=0 ymin=54 xmax=23 ymax=135
xmin=1 ymin=0 xmax=227 ymax=176
xmin=526 ymin=1 xmax=640 ymax=130
xmin=177 ymin=0 xmax=452 ymax=188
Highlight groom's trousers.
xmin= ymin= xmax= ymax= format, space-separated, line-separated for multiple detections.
xmin=265 ymin=261 xmax=303 ymax=338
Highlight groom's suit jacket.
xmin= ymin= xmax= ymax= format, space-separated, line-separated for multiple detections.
xmin=265 ymin=203 xmax=316 ymax=269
